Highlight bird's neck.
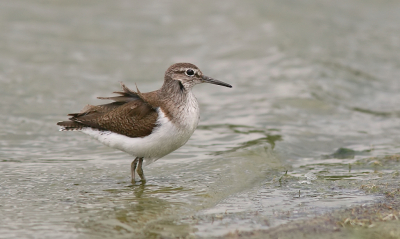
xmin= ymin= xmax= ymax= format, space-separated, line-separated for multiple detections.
xmin=158 ymin=81 xmax=199 ymax=125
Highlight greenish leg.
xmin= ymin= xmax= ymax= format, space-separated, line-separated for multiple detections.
xmin=131 ymin=157 xmax=139 ymax=184
xmin=137 ymin=157 xmax=146 ymax=182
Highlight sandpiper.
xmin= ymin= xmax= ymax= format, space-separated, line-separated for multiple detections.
xmin=57 ymin=63 xmax=232 ymax=183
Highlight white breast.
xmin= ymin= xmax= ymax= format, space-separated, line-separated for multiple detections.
xmin=81 ymin=92 xmax=200 ymax=166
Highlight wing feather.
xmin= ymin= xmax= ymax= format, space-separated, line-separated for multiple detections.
xmin=57 ymin=83 xmax=158 ymax=138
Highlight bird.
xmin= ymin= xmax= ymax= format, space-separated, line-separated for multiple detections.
xmin=57 ymin=63 xmax=232 ymax=183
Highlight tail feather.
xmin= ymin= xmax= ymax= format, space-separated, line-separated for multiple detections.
xmin=57 ymin=121 xmax=85 ymax=131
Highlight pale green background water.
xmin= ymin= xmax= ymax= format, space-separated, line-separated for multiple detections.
xmin=1 ymin=0 xmax=400 ymax=238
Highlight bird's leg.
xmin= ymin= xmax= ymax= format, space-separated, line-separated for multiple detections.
xmin=136 ymin=157 xmax=146 ymax=182
xmin=131 ymin=157 xmax=139 ymax=183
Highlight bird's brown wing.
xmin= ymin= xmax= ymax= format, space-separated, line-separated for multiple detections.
xmin=57 ymin=83 xmax=159 ymax=138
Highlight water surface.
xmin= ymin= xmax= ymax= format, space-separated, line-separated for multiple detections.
xmin=1 ymin=0 xmax=400 ymax=238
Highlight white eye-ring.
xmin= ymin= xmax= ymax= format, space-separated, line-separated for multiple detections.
xmin=185 ymin=69 xmax=195 ymax=76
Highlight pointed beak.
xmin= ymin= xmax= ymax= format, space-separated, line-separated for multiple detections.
xmin=202 ymin=75 xmax=232 ymax=88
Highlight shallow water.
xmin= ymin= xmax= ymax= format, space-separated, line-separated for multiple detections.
xmin=1 ymin=0 xmax=400 ymax=238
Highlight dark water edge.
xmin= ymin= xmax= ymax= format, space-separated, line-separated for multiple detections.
xmin=222 ymin=155 xmax=400 ymax=239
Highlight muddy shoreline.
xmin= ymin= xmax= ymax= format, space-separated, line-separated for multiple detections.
xmin=223 ymin=155 xmax=400 ymax=239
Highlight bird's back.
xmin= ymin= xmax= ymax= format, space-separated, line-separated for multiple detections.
xmin=57 ymin=83 xmax=159 ymax=138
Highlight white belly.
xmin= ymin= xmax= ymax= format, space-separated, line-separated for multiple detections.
xmin=81 ymin=105 xmax=200 ymax=165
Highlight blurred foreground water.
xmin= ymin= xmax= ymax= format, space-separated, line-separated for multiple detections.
xmin=1 ymin=0 xmax=400 ymax=238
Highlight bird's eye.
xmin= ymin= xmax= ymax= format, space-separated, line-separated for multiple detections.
xmin=185 ymin=69 xmax=195 ymax=76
